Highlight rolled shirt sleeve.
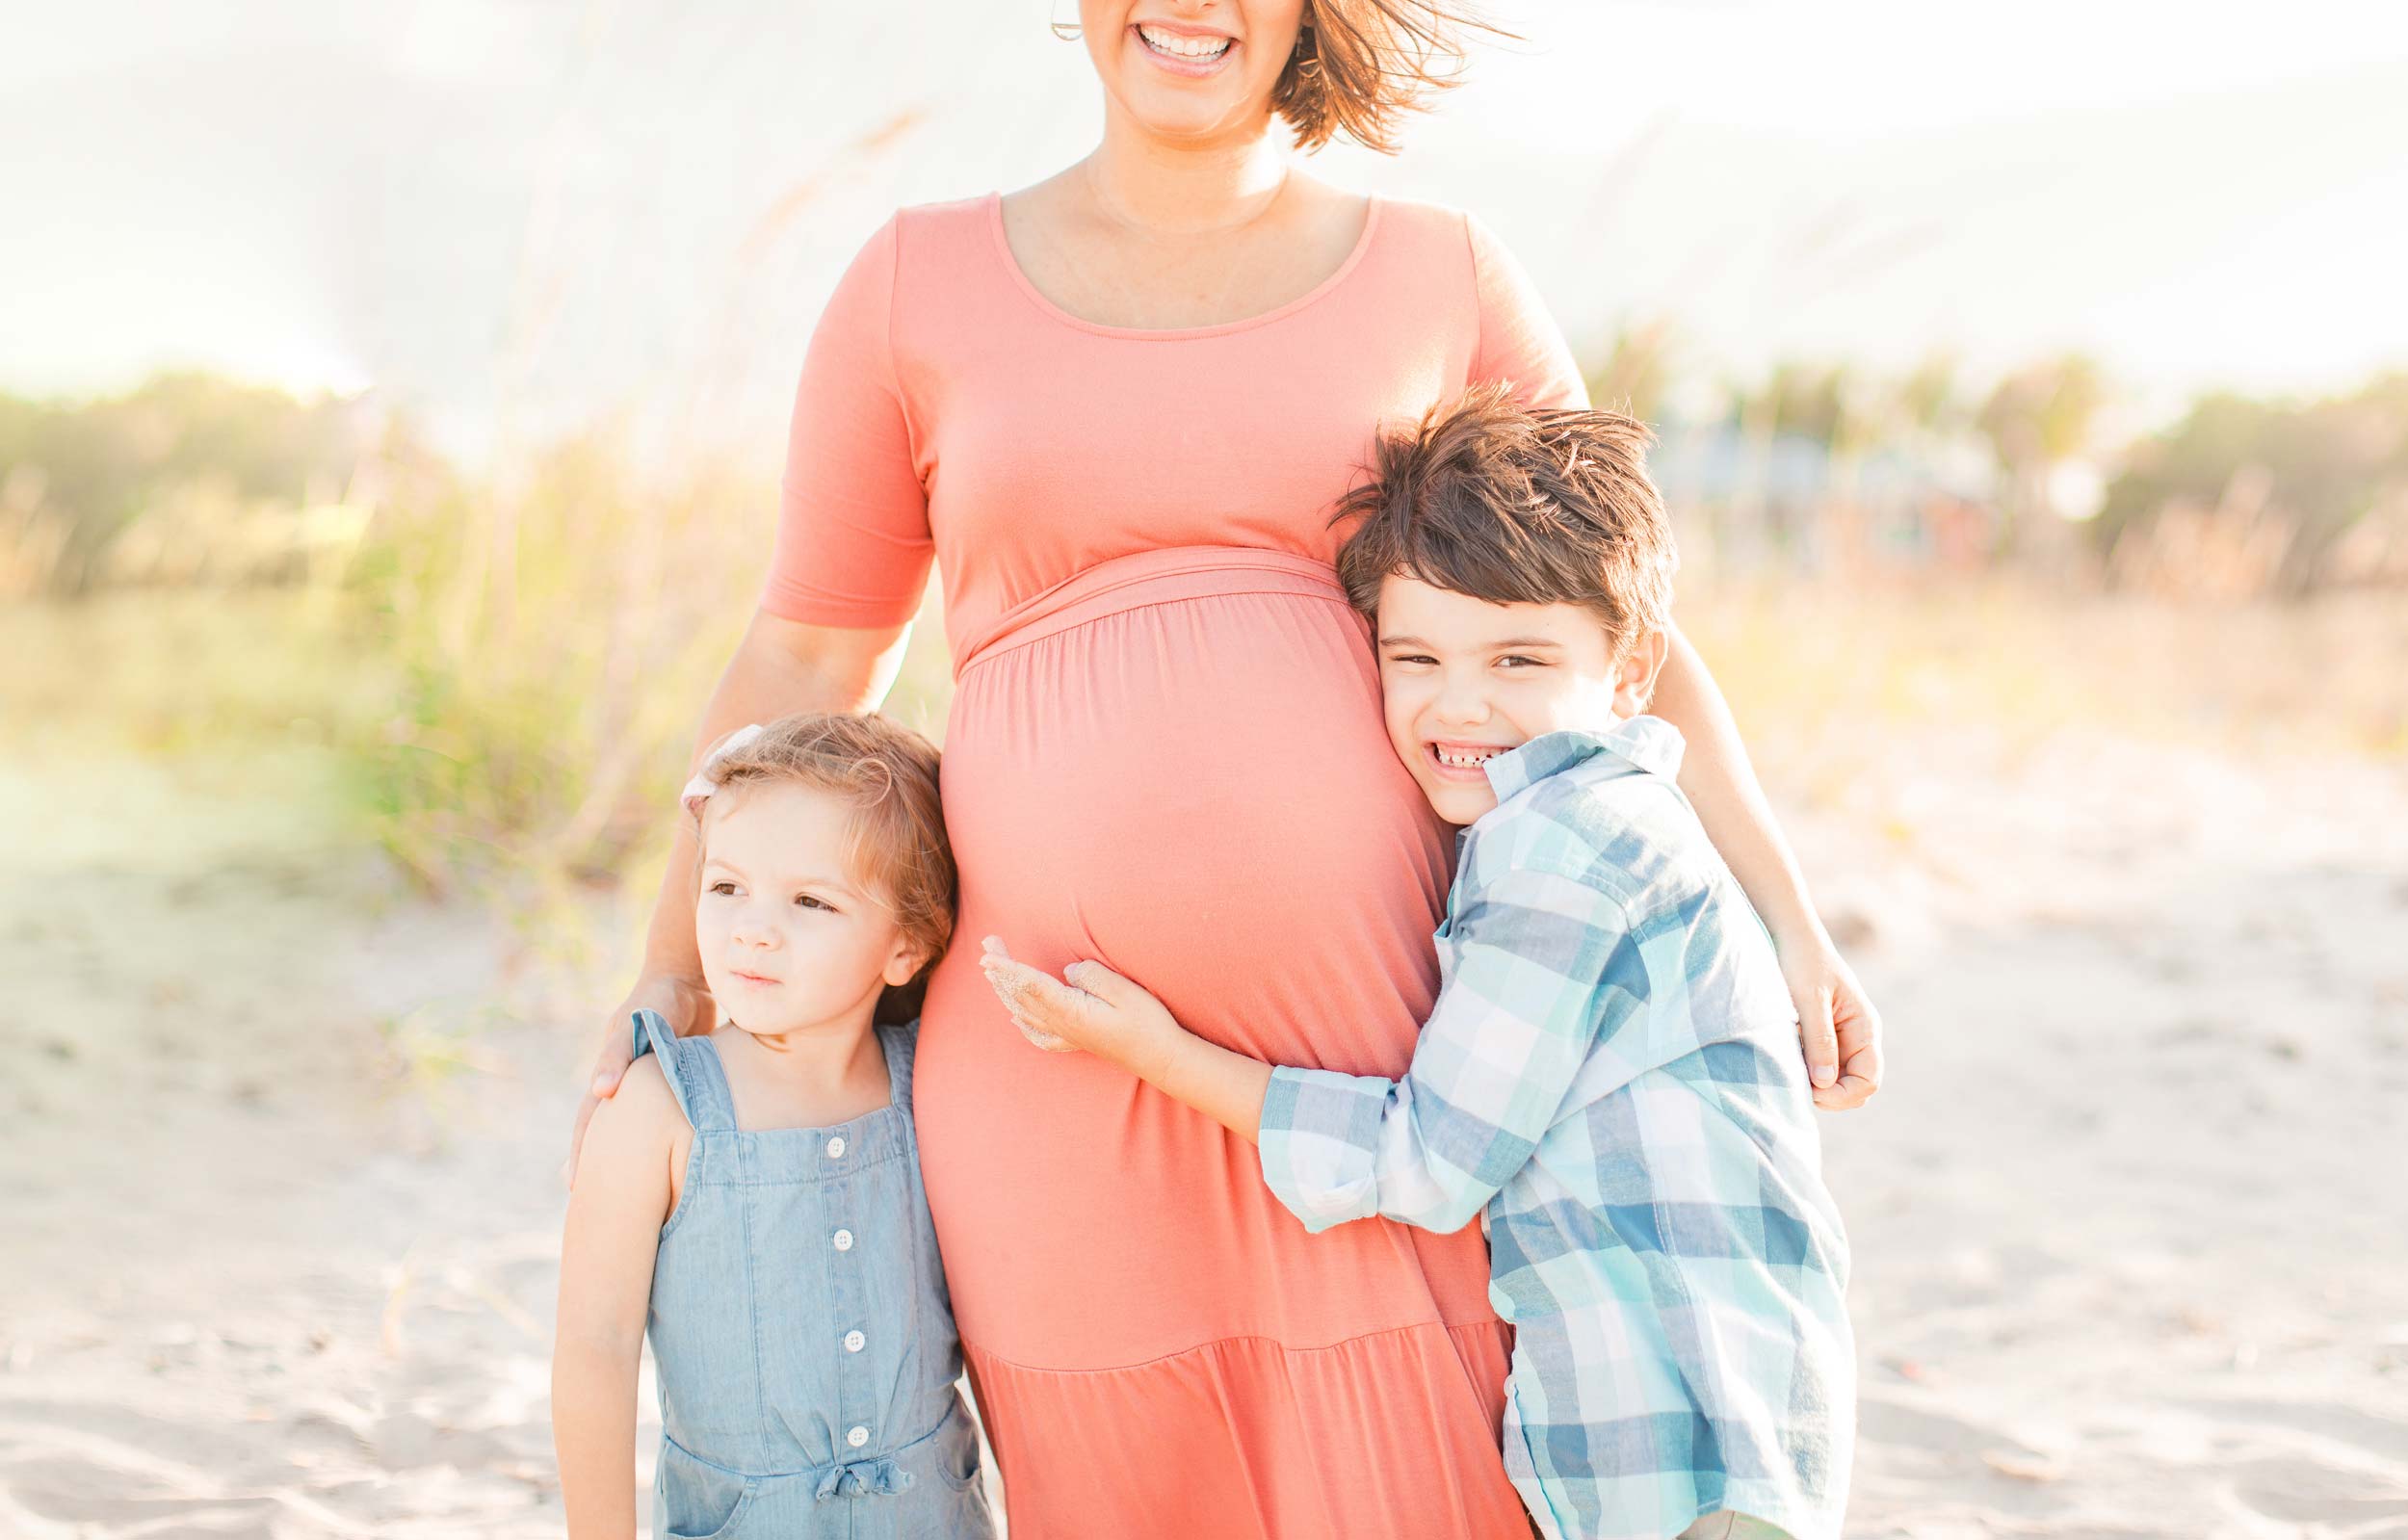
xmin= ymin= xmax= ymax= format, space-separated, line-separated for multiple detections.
xmin=1259 ymin=862 xmax=1645 ymax=1237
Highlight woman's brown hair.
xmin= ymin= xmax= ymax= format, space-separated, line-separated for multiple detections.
xmin=691 ymin=712 xmax=955 ymax=1024
xmin=1274 ymin=1 xmax=1515 ymax=155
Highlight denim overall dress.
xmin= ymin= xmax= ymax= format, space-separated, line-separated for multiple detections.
xmin=630 ymin=1010 xmax=996 ymax=1539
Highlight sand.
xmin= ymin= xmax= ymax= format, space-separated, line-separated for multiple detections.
xmin=4 ymin=720 xmax=2405 ymax=1536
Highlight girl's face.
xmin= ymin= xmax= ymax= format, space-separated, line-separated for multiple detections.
xmin=1079 ymin=0 xmax=1309 ymax=144
xmin=694 ymin=782 xmax=921 ymax=1038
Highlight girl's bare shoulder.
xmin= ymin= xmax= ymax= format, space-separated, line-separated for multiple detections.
xmin=589 ymin=1053 xmax=692 ymax=1154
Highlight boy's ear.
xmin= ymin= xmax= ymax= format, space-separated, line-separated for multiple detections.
xmin=1616 ymin=629 xmax=1671 ymax=718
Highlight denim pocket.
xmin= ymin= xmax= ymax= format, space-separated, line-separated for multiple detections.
xmin=935 ymin=1433 xmax=982 ymax=1493
xmin=930 ymin=1396 xmax=982 ymax=1492
xmin=657 ymin=1437 xmax=762 ymax=1539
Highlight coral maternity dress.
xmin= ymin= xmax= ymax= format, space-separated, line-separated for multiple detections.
xmin=760 ymin=192 xmax=1585 ymax=1538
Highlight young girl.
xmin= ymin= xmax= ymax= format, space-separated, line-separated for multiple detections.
xmin=553 ymin=712 xmax=995 ymax=1540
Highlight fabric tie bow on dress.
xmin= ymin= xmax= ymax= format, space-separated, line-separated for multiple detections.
xmin=814 ymin=1455 xmax=913 ymax=1501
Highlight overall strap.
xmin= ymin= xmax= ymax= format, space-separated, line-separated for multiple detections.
xmin=878 ymin=1018 xmax=920 ymax=1113
xmin=628 ymin=1010 xmax=739 ymax=1132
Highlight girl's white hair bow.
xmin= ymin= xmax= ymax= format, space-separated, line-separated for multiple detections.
xmin=679 ymin=721 xmax=767 ymax=820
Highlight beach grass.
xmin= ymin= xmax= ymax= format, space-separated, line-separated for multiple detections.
xmin=13 ymin=557 xmax=2399 ymax=902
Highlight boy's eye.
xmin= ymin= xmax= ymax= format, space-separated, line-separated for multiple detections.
xmin=1497 ymin=655 xmax=1546 ymax=669
xmin=1385 ymin=653 xmax=1437 ymax=667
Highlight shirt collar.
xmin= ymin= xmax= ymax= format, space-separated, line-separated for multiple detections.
xmin=1480 ymin=715 xmax=1687 ymax=803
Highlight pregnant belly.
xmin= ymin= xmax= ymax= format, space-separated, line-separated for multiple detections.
xmin=914 ymin=549 xmax=1492 ymax=1369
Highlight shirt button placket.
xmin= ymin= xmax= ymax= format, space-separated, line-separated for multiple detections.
xmin=837 ymin=1137 xmax=864 ymax=1360
xmin=825 ymin=1139 xmax=871 ymax=1463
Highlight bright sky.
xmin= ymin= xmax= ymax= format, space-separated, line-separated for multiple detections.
xmin=5 ymin=0 xmax=2405 ymax=455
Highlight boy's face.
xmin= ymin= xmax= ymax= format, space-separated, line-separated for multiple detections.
xmin=1375 ymin=574 xmax=1666 ymax=827
xmin=694 ymin=782 xmax=922 ymax=1038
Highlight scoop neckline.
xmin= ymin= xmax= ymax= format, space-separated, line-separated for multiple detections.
xmin=983 ymin=188 xmax=1383 ymax=341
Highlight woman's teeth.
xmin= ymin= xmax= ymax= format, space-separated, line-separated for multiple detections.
xmin=1139 ymin=25 xmax=1233 ymax=60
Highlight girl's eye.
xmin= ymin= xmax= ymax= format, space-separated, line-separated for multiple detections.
xmin=707 ymin=880 xmax=737 ymax=896
xmin=795 ymin=894 xmax=835 ymax=913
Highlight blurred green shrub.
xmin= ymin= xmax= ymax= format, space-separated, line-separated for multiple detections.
xmin=346 ymin=431 xmax=772 ymax=898
xmin=2098 ymin=375 xmax=2408 ymax=594
xmin=0 ymin=374 xmax=382 ymax=595
xmin=12 ymin=363 xmax=2402 ymax=916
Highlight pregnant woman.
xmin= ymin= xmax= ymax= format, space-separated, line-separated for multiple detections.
xmin=570 ymin=3 xmax=1882 ymax=1534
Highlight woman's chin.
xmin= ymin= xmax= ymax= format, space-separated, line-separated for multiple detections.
xmin=1111 ymin=70 xmax=1266 ymax=142
xmin=1122 ymin=97 xmax=1264 ymax=146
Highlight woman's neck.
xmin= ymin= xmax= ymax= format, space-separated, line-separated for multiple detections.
xmin=1081 ymin=114 xmax=1292 ymax=237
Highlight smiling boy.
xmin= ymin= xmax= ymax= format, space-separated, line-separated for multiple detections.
xmin=982 ymin=385 xmax=1854 ymax=1540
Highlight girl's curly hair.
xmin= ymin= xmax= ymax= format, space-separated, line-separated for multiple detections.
xmin=692 ymin=712 xmax=955 ymax=1024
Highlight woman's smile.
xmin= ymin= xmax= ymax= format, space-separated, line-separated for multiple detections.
xmin=1130 ymin=19 xmax=1238 ymax=77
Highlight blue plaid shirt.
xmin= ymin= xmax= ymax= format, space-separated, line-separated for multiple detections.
xmin=1257 ymin=718 xmax=1854 ymax=1540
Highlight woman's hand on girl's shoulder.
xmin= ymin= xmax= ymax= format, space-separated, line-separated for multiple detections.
xmin=569 ymin=1052 xmax=686 ymax=1204
xmin=565 ymin=974 xmax=713 ymax=1189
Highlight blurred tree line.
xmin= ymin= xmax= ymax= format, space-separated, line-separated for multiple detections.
xmin=1586 ymin=339 xmax=2408 ymax=594
xmin=2096 ymin=375 xmax=2408 ymax=593
xmin=6 ymin=359 xmax=2407 ymax=608
xmin=9 ymin=363 xmax=2401 ymax=900
xmin=0 ymin=373 xmax=400 ymax=595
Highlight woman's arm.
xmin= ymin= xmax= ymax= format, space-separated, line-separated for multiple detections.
xmin=1651 ymin=624 xmax=1884 ymax=1109
xmin=563 ymin=611 xmax=911 ymax=1187
xmin=553 ymin=1060 xmax=680 ymax=1537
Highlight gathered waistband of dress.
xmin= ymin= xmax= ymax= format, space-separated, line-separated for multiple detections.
xmin=663 ymin=1396 xmax=967 ymax=1494
xmin=953 ymin=544 xmax=1349 ymax=679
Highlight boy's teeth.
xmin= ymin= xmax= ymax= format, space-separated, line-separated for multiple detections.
xmin=1139 ymin=25 xmax=1232 ymax=58
xmin=1437 ymin=746 xmax=1500 ymax=769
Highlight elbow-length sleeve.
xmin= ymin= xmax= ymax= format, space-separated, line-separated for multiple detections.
xmin=1464 ymin=212 xmax=1590 ymax=412
xmin=758 ymin=216 xmax=934 ymax=628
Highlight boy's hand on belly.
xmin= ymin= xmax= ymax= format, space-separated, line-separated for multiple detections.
xmin=979 ymin=937 xmax=1180 ymax=1083
xmin=981 ymin=937 xmax=1276 ymax=1144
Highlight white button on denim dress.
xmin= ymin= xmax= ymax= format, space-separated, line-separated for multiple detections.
xmin=630 ymin=1010 xmax=996 ymax=1539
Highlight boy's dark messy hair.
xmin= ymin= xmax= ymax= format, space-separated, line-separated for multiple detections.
xmin=1330 ymin=383 xmax=1677 ymax=656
